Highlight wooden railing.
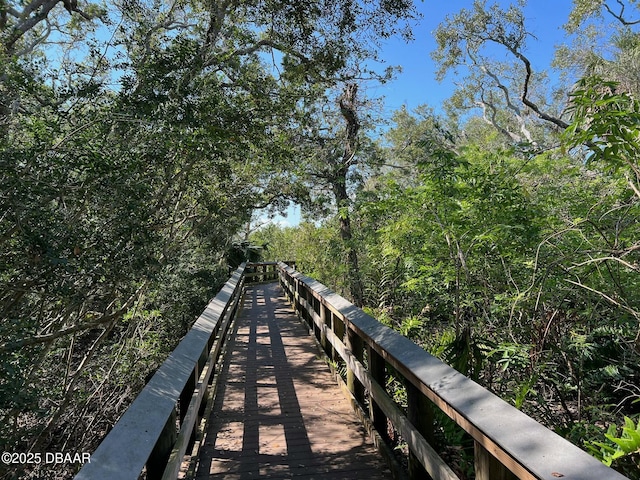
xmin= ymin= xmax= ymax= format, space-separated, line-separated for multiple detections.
xmin=244 ymin=261 xmax=295 ymax=284
xmin=277 ymin=262 xmax=630 ymax=480
xmin=75 ymin=263 xmax=247 ymax=480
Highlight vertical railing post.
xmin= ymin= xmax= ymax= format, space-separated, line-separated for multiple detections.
xmin=180 ymin=369 xmax=196 ymax=424
xmin=320 ymin=304 xmax=330 ymax=355
xmin=310 ymin=295 xmax=318 ymax=340
xmin=346 ymin=327 xmax=365 ymax=405
xmin=406 ymin=381 xmax=435 ymax=479
xmin=474 ymin=442 xmax=518 ymax=480
xmin=305 ymin=288 xmax=313 ymax=329
xmin=333 ymin=313 xmax=345 ymax=364
xmin=300 ymin=285 xmax=310 ymax=328
xmin=146 ymin=407 xmax=178 ymax=480
xmin=368 ymin=345 xmax=389 ymax=443
xmin=294 ymin=278 xmax=301 ymax=314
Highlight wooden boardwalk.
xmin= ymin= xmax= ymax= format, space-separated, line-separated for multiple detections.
xmin=194 ymin=282 xmax=391 ymax=480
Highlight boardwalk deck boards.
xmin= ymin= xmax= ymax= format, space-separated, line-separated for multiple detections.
xmin=195 ymin=283 xmax=391 ymax=479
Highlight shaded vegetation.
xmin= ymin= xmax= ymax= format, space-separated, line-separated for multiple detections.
xmin=2 ymin=0 xmax=640 ymax=478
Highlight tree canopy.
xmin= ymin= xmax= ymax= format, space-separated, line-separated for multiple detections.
xmin=2 ymin=1 xmax=640 ymax=478
xmin=0 ymin=1 xmax=418 ymax=477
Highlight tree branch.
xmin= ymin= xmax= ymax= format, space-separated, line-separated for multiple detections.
xmin=0 ymin=284 xmax=146 ymax=352
xmin=604 ymin=0 xmax=640 ymax=26
xmin=4 ymin=0 xmax=60 ymax=54
xmin=565 ymin=278 xmax=640 ymax=319
xmin=477 ymin=87 xmax=524 ymax=143
xmin=498 ymin=41 xmax=570 ymax=130
xmin=569 ymin=255 xmax=640 ymax=273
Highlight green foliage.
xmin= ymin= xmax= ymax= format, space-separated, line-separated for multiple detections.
xmin=487 ymin=342 xmax=532 ymax=373
xmin=0 ymin=1 xmax=419 ymax=476
xmin=227 ymin=241 xmax=265 ymax=268
xmin=252 ymin=221 xmax=350 ymax=294
xmin=586 ymin=416 xmax=640 ymax=475
xmin=364 ymin=138 xmax=541 ymax=331
xmin=565 ymin=76 xmax=640 ymax=173
xmin=399 ymin=316 xmax=422 ymax=338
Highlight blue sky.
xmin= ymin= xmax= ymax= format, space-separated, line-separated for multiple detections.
xmin=265 ymin=0 xmax=577 ymax=228
xmin=370 ymin=0 xmax=575 ymax=114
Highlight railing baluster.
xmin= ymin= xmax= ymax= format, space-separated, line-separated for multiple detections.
xmin=346 ymin=326 xmax=365 ymax=405
xmin=179 ymin=368 xmax=197 ymax=424
xmin=333 ymin=313 xmax=346 ymax=364
xmin=368 ymin=346 xmax=389 ymax=443
xmin=313 ymin=296 xmax=321 ymax=343
xmin=474 ymin=441 xmax=518 ymax=480
xmin=406 ymin=381 xmax=435 ymax=480
xmin=300 ymin=284 xmax=310 ymax=328
xmin=147 ymin=407 xmax=178 ymax=480
xmin=320 ymin=303 xmax=329 ymax=354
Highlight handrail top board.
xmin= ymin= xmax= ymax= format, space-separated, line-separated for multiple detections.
xmin=75 ymin=263 xmax=247 ymax=480
xmin=277 ymin=263 xmax=629 ymax=480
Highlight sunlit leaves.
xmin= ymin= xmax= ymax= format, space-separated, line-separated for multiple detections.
xmin=565 ymin=76 xmax=640 ymax=173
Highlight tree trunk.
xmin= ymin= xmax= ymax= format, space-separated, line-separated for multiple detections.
xmin=336 ymin=83 xmax=364 ymax=307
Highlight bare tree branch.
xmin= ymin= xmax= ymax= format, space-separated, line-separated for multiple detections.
xmin=569 ymin=255 xmax=640 ymax=273
xmin=566 ymin=278 xmax=640 ymax=319
xmin=223 ymin=38 xmax=310 ymax=65
xmin=3 ymin=0 xmax=60 ymax=54
xmin=497 ymin=41 xmax=570 ymax=130
xmin=477 ymin=90 xmax=522 ymax=143
xmin=604 ymin=0 xmax=640 ymax=26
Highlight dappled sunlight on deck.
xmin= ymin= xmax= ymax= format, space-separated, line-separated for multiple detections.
xmin=194 ymin=283 xmax=391 ymax=479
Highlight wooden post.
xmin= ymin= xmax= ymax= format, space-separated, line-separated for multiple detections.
xmin=300 ymin=286 xmax=310 ymax=328
xmin=320 ymin=304 xmax=331 ymax=356
xmin=407 ymin=381 xmax=435 ymax=480
xmin=179 ymin=369 xmax=196 ymax=424
xmin=474 ymin=441 xmax=519 ymax=480
xmin=368 ymin=345 xmax=389 ymax=443
xmin=310 ymin=296 xmax=317 ymax=341
xmin=346 ymin=327 xmax=365 ymax=405
xmin=333 ymin=314 xmax=345 ymax=364
xmin=146 ymin=407 xmax=177 ymax=480
xmin=294 ymin=278 xmax=301 ymax=314
xmin=180 ymin=364 xmax=200 ymax=448
xmin=313 ymin=297 xmax=322 ymax=343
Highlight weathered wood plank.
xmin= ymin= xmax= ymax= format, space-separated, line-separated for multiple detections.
xmin=161 ymin=274 xmax=244 ymax=480
xmin=475 ymin=440 xmax=519 ymax=480
xmin=407 ymin=381 xmax=436 ymax=480
xmin=75 ymin=264 xmax=246 ymax=480
xmin=194 ymin=283 xmax=391 ymax=479
xmin=368 ymin=346 xmax=389 ymax=443
xmin=346 ymin=328 xmax=365 ymax=404
xmin=278 ymin=263 xmax=630 ymax=480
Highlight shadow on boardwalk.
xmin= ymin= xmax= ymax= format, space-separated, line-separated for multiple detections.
xmin=195 ymin=282 xmax=391 ymax=479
